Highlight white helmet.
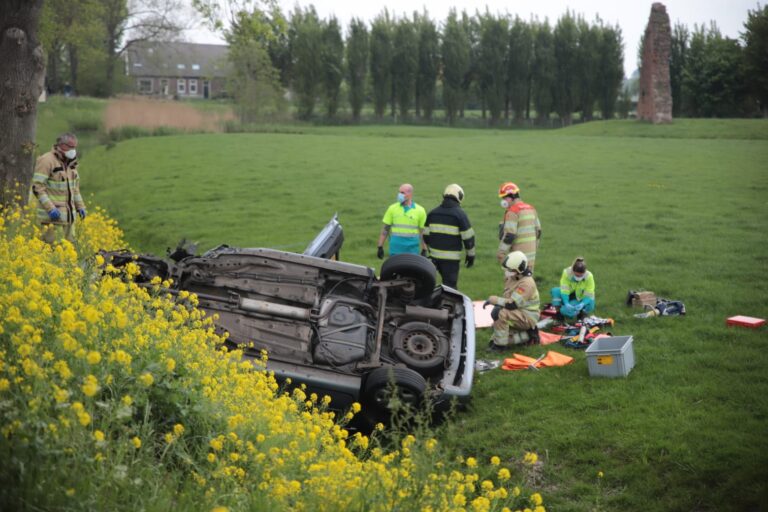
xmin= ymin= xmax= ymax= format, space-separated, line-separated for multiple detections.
xmin=443 ymin=183 xmax=464 ymax=203
xmin=502 ymin=251 xmax=528 ymax=273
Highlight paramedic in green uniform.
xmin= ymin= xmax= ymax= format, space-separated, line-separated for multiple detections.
xmin=551 ymin=257 xmax=596 ymax=320
xmin=377 ymin=184 xmax=427 ymax=258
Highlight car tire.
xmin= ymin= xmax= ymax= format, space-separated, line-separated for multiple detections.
xmin=362 ymin=367 xmax=426 ymax=414
xmin=391 ymin=322 xmax=448 ymax=374
xmin=380 ymin=254 xmax=436 ymax=300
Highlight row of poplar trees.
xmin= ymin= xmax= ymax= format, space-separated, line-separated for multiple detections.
xmin=667 ymin=7 xmax=768 ymax=118
xmin=226 ymin=7 xmax=625 ymax=125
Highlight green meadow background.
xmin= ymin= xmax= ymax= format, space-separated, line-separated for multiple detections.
xmin=38 ymin=99 xmax=768 ymax=511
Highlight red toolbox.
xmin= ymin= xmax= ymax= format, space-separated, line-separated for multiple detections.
xmin=726 ymin=316 xmax=766 ymax=328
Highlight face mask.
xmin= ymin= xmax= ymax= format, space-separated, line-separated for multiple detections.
xmin=397 ymin=192 xmax=406 ymax=204
xmin=64 ymin=149 xmax=77 ymax=159
xmin=500 ymin=199 xmax=510 ymax=209
xmin=573 ymin=274 xmax=585 ymax=281
xmin=504 ymin=270 xmax=519 ymax=279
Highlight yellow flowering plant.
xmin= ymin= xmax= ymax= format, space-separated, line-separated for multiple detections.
xmin=0 ymin=202 xmax=546 ymax=511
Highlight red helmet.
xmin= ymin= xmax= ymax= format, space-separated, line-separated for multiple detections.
xmin=498 ymin=182 xmax=520 ymax=198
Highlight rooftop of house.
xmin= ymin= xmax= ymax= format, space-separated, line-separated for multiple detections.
xmin=126 ymin=41 xmax=230 ymax=78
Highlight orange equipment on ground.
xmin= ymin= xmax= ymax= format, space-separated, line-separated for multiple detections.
xmin=501 ymin=351 xmax=574 ymax=371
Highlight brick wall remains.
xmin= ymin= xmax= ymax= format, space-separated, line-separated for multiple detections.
xmin=638 ymin=3 xmax=673 ymax=123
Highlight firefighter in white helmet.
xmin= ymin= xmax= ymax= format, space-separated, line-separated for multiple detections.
xmin=484 ymin=251 xmax=541 ymax=349
xmin=423 ymin=184 xmax=476 ymax=289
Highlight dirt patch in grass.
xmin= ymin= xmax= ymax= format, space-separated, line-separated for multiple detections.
xmin=103 ymin=96 xmax=235 ymax=132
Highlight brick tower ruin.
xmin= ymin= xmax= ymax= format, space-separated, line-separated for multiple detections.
xmin=638 ymin=3 xmax=672 ymax=123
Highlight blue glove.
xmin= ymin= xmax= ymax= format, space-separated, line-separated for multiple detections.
xmin=78 ymin=208 xmax=86 ymax=219
xmin=48 ymin=209 xmax=61 ymax=222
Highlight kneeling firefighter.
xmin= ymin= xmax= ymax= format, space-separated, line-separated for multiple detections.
xmin=484 ymin=251 xmax=540 ymax=349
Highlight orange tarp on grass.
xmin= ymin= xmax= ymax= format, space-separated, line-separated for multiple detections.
xmin=501 ymin=351 xmax=574 ymax=371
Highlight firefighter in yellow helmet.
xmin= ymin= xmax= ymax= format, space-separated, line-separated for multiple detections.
xmin=484 ymin=251 xmax=540 ymax=350
xmin=497 ymin=182 xmax=541 ymax=272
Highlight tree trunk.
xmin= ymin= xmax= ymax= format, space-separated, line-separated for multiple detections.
xmin=105 ymin=47 xmax=116 ymax=97
xmin=68 ymin=44 xmax=79 ymax=92
xmin=46 ymin=41 xmax=62 ymax=93
xmin=0 ymin=0 xmax=45 ymax=208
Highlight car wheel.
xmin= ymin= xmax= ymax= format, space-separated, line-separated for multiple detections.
xmin=391 ymin=322 xmax=448 ymax=374
xmin=380 ymin=254 xmax=436 ymax=300
xmin=363 ymin=367 xmax=426 ymax=413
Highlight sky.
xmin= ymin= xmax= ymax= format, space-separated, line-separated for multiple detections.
xmin=184 ymin=0 xmax=759 ymax=77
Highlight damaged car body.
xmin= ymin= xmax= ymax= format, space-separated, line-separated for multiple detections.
xmin=100 ymin=217 xmax=475 ymax=424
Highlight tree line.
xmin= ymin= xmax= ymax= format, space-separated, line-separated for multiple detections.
xmin=39 ymin=0 xmax=768 ymax=121
xmin=667 ymin=6 xmax=768 ymax=118
xmin=40 ymin=0 xmax=186 ymax=97
xmin=220 ymin=6 xmax=625 ymax=126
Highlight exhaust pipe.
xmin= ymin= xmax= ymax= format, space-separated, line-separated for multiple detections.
xmin=238 ymin=297 xmax=310 ymax=320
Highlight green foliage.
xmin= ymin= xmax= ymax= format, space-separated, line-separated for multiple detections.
xmin=289 ymin=6 xmax=324 ymax=120
xmin=531 ymin=20 xmax=555 ymax=123
xmin=370 ymin=11 xmax=394 ymax=118
xmin=224 ymin=5 xmax=287 ymax=122
xmin=228 ymin=40 xmax=285 ymax=122
xmin=670 ymin=22 xmax=689 ymax=117
xmin=320 ymin=16 xmax=344 ymax=118
xmin=575 ymin=16 xmax=599 ymax=121
xmin=415 ymin=13 xmax=439 ymax=120
xmin=441 ymin=9 xmax=471 ymax=124
xmin=39 ymin=0 xmax=106 ymax=95
xmin=553 ymin=11 xmax=579 ymax=124
xmin=391 ymin=17 xmax=418 ymax=118
xmin=682 ymin=23 xmax=749 ymax=117
xmin=596 ymin=22 xmax=624 ymax=119
xmin=742 ymin=4 xmax=768 ymax=115
xmin=506 ymin=17 xmax=533 ymax=122
xmin=346 ymin=19 xmax=369 ymax=121
xmin=477 ymin=13 xmax=508 ymax=125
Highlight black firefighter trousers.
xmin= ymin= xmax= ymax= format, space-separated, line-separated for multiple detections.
xmin=432 ymin=258 xmax=460 ymax=290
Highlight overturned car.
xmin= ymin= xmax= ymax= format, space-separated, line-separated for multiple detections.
xmin=101 ymin=217 xmax=475 ymax=425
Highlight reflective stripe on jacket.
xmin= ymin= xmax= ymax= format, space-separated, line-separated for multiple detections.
xmin=31 ymin=148 xmax=85 ymax=225
xmin=382 ymin=202 xmax=426 ymax=237
xmin=503 ymin=274 xmax=540 ymax=322
xmin=497 ymin=199 xmax=541 ymax=269
xmin=424 ymin=197 xmax=475 ymax=261
xmin=559 ymin=268 xmax=595 ymax=301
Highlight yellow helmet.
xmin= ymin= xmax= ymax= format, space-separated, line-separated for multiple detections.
xmin=443 ymin=183 xmax=465 ymax=203
xmin=498 ymin=182 xmax=520 ymax=198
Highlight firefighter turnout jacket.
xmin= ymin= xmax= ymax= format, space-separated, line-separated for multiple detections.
xmin=495 ymin=273 xmax=541 ymax=327
xmin=31 ymin=148 xmax=85 ymax=225
xmin=497 ymin=198 xmax=541 ymax=270
xmin=489 ymin=272 xmax=541 ymax=346
xmin=424 ymin=197 xmax=476 ymax=261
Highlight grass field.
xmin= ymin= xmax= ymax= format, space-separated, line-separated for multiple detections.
xmin=39 ymin=104 xmax=768 ymax=511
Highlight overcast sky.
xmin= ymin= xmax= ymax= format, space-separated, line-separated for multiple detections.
xmin=184 ymin=0 xmax=758 ymax=77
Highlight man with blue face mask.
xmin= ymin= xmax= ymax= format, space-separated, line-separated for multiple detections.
xmin=551 ymin=257 xmax=596 ymax=320
xmin=31 ymin=132 xmax=87 ymax=244
xmin=377 ymin=183 xmax=427 ymax=258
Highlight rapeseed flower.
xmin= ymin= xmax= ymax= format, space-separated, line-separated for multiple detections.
xmin=139 ymin=372 xmax=154 ymax=387
xmin=0 ymin=204 xmax=546 ymax=511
